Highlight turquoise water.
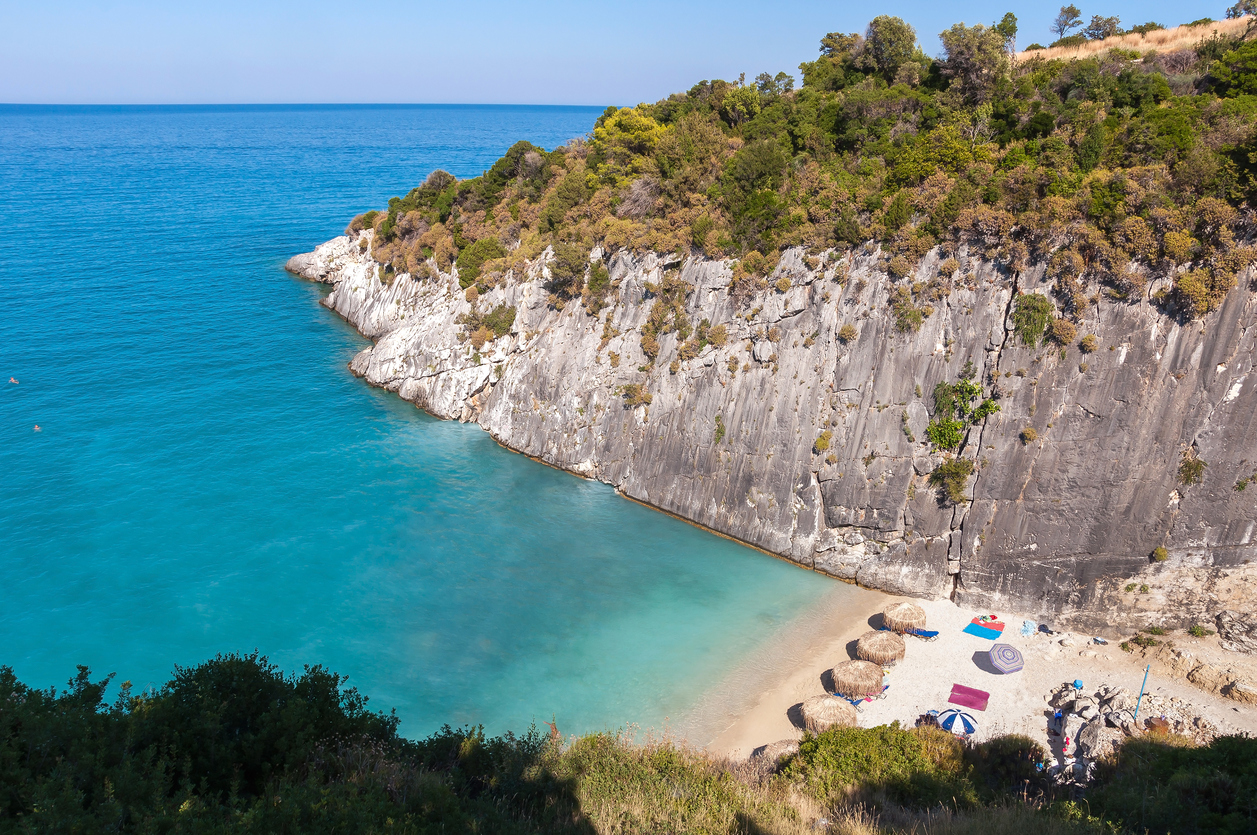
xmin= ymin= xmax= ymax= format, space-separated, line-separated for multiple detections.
xmin=0 ymin=104 xmax=833 ymax=739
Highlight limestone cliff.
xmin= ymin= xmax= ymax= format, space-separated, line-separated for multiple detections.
xmin=287 ymin=234 xmax=1257 ymax=632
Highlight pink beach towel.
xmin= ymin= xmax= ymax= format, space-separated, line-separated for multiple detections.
xmin=949 ymin=684 xmax=990 ymax=711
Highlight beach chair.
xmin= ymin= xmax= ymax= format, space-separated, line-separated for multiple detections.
xmin=836 ymin=684 xmax=889 ymax=711
xmin=905 ymin=627 xmax=939 ymax=641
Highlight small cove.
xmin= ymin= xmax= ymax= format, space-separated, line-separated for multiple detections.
xmin=0 ymin=104 xmax=856 ymax=739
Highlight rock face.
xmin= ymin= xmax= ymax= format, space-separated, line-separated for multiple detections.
xmin=287 ymin=233 xmax=1257 ymax=630
xmin=1216 ymin=610 xmax=1257 ymax=654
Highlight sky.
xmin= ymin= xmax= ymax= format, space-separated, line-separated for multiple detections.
xmin=0 ymin=1 xmax=1232 ymax=105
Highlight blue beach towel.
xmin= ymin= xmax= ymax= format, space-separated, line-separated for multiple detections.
xmin=963 ymin=622 xmax=1004 ymax=640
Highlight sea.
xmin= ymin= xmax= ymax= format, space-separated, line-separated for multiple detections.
xmin=0 ymin=104 xmax=847 ymax=741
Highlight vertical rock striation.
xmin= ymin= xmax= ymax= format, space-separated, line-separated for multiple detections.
xmin=288 ymin=233 xmax=1257 ymax=631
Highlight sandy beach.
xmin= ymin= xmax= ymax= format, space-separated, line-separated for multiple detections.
xmin=706 ymin=592 xmax=1257 ymax=759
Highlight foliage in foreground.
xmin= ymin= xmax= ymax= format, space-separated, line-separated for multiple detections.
xmin=1 ymin=657 xmax=1255 ymax=833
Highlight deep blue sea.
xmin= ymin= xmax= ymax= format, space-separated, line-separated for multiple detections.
xmin=0 ymin=104 xmax=838 ymax=740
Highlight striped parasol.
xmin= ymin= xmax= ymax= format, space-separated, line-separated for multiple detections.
xmin=989 ymin=643 xmax=1024 ymax=674
xmin=939 ymin=708 xmax=977 ymax=735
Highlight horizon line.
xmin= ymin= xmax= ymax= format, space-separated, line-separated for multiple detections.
xmin=0 ymin=102 xmax=613 ymax=110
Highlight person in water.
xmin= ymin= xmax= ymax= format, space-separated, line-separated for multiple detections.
xmin=33 ymin=425 xmax=41 ymax=432
xmin=8 ymin=378 xmax=16 ymax=384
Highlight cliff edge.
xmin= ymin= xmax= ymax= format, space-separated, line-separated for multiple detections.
xmin=288 ymin=235 xmax=1257 ymax=632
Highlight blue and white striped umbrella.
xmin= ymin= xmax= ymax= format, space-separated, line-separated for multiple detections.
xmin=938 ymin=709 xmax=977 ymax=735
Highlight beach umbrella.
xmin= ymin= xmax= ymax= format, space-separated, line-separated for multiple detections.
xmin=938 ymin=709 xmax=977 ymax=735
xmin=856 ymin=630 xmax=906 ymax=666
xmin=881 ymin=601 xmax=927 ymax=633
xmin=800 ymin=694 xmax=858 ymax=734
xmin=989 ymin=643 xmax=1024 ymax=674
xmin=829 ymin=660 xmax=885 ymax=698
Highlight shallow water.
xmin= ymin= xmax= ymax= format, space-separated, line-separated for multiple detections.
xmin=0 ymin=104 xmax=845 ymax=739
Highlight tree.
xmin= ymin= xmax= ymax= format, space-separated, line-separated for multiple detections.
xmin=820 ymin=31 xmax=861 ymax=59
xmin=1227 ymin=0 xmax=1255 ymax=18
xmin=1083 ymin=15 xmax=1122 ymax=40
xmin=993 ymin=12 xmax=1018 ymax=53
xmin=939 ymin=23 xmax=1009 ymax=104
xmin=754 ymin=71 xmax=796 ymax=96
xmin=1051 ymin=4 xmax=1084 ymax=39
xmin=860 ymin=15 xmax=918 ymax=79
xmin=720 ymin=85 xmax=761 ymax=126
xmin=1212 ymin=39 xmax=1257 ymax=97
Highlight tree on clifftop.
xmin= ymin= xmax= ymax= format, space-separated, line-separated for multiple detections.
xmin=939 ymin=23 xmax=1009 ymax=104
xmin=1051 ymin=4 xmax=1084 ymax=39
xmin=993 ymin=12 xmax=1018 ymax=53
xmin=858 ymin=15 xmax=917 ymax=80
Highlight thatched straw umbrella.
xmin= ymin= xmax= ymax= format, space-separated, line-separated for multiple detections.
xmin=856 ymin=629 xmax=906 ymax=666
xmin=882 ymin=601 xmax=927 ymax=633
xmin=800 ymin=694 xmax=858 ymax=734
xmin=829 ymin=660 xmax=885 ymax=698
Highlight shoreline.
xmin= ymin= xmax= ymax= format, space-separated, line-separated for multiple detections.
xmin=703 ymin=595 xmax=1257 ymax=761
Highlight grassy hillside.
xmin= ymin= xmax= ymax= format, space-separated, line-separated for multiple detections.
xmin=1016 ymin=16 xmax=1252 ymax=62
xmin=2 ymin=655 xmax=1254 ymax=833
xmin=353 ymin=12 xmax=1256 ymax=340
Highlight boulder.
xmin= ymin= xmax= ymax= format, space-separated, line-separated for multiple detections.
xmin=1216 ymin=610 xmax=1257 ymax=654
xmin=749 ymin=738 xmax=799 ymax=769
xmin=1223 ymin=680 xmax=1257 ymax=705
xmin=1077 ymin=721 xmax=1125 ymax=760
xmin=1100 ymin=688 xmax=1133 ymax=712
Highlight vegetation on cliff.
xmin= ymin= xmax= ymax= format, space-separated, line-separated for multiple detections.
xmin=3 ymin=656 xmax=1255 ymax=833
xmin=353 ymin=8 xmax=1257 ymax=330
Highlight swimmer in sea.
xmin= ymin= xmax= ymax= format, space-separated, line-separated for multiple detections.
xmin=8 ymin=378 xmax=15 ymax=384
xmin=33 ymin=425 xmax=41 ymax=432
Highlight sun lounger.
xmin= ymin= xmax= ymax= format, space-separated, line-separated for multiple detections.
xmin=903 ymin=627 xmax=939 ymax=641
xmin=838 ymin=684 xmax=889 ymax=710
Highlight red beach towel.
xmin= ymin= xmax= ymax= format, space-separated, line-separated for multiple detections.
xmin=949 ymin=684 xmax=990 ymax=711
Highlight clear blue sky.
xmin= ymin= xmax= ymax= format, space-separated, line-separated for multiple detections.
xmin=0 ymin=1 xmax=1228 ymax=105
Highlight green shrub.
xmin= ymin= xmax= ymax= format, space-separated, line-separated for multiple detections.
xmin=966 ymin=735 xmax=1050 ymax=799
xmin=713 ymin=415 xmax=725 ymax=444
xmin=926 ymin=419 xmax=965 ymax=450
xmin=547 ymin=242 xmax=589 ymax=301
xmin=891 ymin=287 xmax=926 ymax=333
xmin=1188 ymin=624 xmax=1215 ymax=637
xmin=814 ymin=430 xmax=833 ymax=453
xmin=455 ymin=237 xmax=507 ymax=288
xmin=838 ymin=323 xmax=858 ymax=343
xmin=1089 ymin=734 xmax=1257 ymax=835
xmin=785 ymin=725 xmax=978 ymax=810
xmin=930 ymin=458 xmax=975 ymax=504
xmin=971 ymin=398 xmax=1000 ymax=424
xmin=1178 ymin=452 xmax=1207 ymax=485
xmin=1020 ymin=427 xmax=1038 ymax=444
xmin=1152 ymin=546 xmax=1168 ymax=562
xmin=1079 ymin=334 xmax=1098 ymax=353
xmin=1012 ymin=293 xmax=1054 ymax=346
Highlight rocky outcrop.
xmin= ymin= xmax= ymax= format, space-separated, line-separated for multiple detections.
xmin=1216 ymin=610 xmax=1257 ymax=654
xmin=287 ymin=233 xmax=1257 ymax=630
